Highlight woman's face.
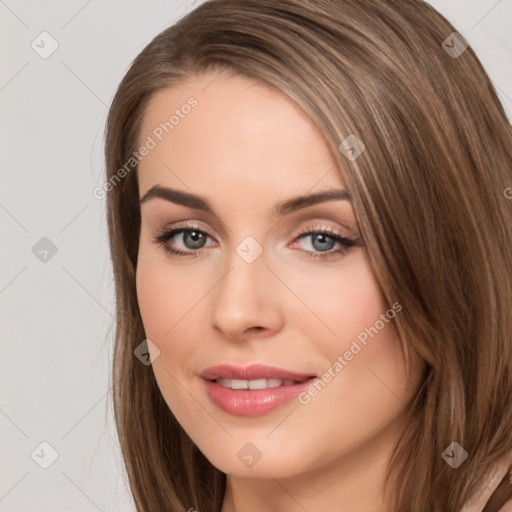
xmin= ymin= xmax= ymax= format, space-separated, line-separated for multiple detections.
xmin=136 ymin=71 xmax=424 ymax=483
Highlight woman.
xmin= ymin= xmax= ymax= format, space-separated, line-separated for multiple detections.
xmin=103 ymin=0 xmax=512 ymax=510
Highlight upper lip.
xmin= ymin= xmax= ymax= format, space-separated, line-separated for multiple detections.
xmin=200 ymin=364 xmax=316 ymax=382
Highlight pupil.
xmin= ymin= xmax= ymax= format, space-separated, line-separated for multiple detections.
xmin=185 ymin=231 xmax=205 ymax=249
xmin=313 ymin=234 xmax=335 ymax=252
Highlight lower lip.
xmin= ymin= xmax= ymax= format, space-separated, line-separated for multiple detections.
xmin=202 ymin=377 xmax=316 ymax=417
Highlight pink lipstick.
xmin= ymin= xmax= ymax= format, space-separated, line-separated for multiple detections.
xmin=200 ymin=364 xmax=317 ymax=416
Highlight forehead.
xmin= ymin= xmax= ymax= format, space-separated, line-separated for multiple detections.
xmin=137 ymin=72 xmax=345 ymax=198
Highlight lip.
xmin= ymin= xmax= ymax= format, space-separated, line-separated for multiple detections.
xmin=200 ymin=364 xmax=317 ymax=417
xmin=200 ymin=363 xmax=315 ymax=382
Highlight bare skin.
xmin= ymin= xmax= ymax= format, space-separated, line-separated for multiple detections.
xmin=135 ymin=70 xmax=425 ymax=511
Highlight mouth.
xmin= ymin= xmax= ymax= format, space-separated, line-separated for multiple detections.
xmin=199 ymin=364 xmax=317 ymax=417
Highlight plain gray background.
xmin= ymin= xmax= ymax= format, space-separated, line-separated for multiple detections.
xmin=1 ymin=1 xmax=511 ymax=510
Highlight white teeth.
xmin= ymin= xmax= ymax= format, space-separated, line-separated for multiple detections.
xmin=215 ymin=378 xmax=301 ymax=390
xmin=231 ymin=379 xmax=248 ymax=389
xmin=267 ymin=378 xmax=283 ymax=388
xmin=248 ymin=378 xmax=267 ymax=390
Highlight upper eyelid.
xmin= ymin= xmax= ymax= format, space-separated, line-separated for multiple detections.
xmin=144 ymin=202 xmax=356 ymax=231
xmin=163 ymin=221 xmax=349 ymax=239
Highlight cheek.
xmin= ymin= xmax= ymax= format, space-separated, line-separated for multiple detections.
xmin=298 ymin=253 xmax=408 ymax=398
xmin=293 ymin=253 xmax=394 ymax=350
xmin=135 ymin=253 xmax=199 ymax=414
xmin=136 ymin=242 xmax=198 ymax=340
xmin=135 ymin=244 xmax=206 ymax=374
xmin=136 ymin=258 xmax=168 ymax=340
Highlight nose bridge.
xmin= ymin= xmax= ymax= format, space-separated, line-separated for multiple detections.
xmin=210 ymin=235 xmax=282 ymax=338
xmin=217 ymin=235 xmax=269 ymax=310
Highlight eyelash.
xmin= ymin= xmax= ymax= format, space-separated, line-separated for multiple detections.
xmin=151 ymin=224 xmax=360 ymax=261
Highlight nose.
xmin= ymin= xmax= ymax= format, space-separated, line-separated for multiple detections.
xmin=210 ymin=246 xmax=284 ymax=341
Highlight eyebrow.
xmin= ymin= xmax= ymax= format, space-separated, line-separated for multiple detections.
xmin=139 ymin=185 xmax=351 ymax=216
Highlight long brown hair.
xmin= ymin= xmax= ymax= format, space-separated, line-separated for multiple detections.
xmin=104 ymin=1 xmax=512 ymax=510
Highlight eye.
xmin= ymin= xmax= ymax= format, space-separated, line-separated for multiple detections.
xmin=152 ymin=227 xmax=215 ymax=257
xmin=293 ymin=225 xmax=361 ymax=261
xmin=151 ymin=224 xmax=362 ymax=260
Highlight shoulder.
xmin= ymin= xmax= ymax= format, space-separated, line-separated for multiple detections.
xmin=497 ymin=498 xmax=512 ymax=512
xmin=460 ymin=453 xmax=512 ymax=512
